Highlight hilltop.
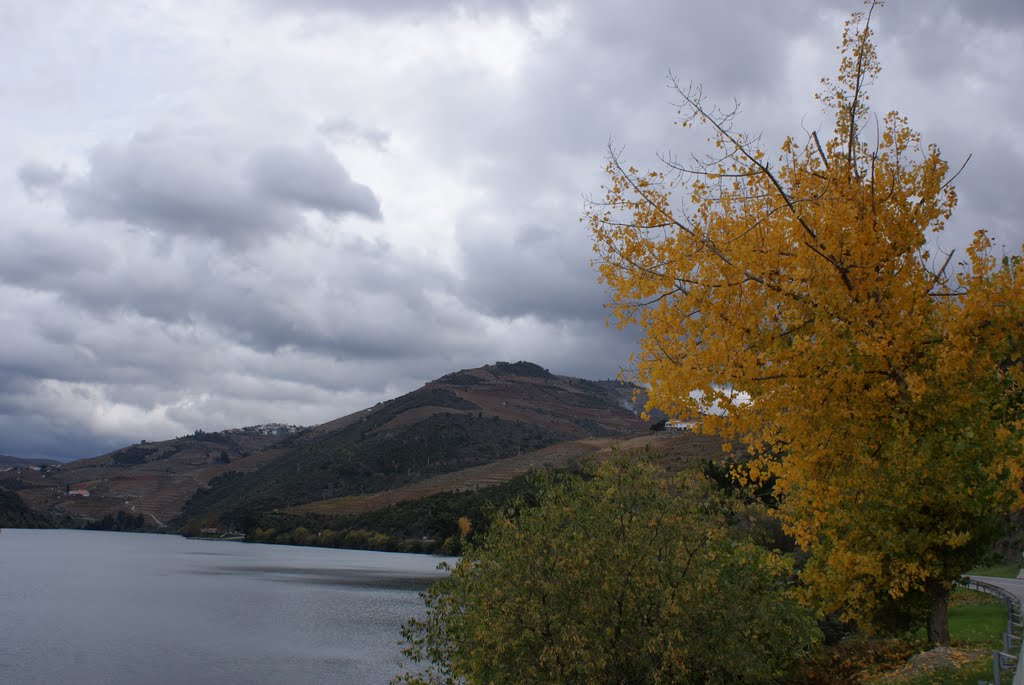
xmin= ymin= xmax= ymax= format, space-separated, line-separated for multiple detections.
xmin=178 ymin=361 xmax=650 ymax=523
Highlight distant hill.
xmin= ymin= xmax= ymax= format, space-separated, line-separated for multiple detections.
xmin=179 ymin=362 xmax=649 ymax=523
xmin=4 ymin=424 xmax=305 ymax=526
xmin=5 ymin=362 xmax=673 ymax=532
xmin=0 ymin=455 xmax=61 ymax=467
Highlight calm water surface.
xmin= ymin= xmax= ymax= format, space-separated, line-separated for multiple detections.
xmin=0 ymin=529 xmax=452 ymax=684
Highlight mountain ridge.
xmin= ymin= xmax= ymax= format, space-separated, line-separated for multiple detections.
xmin=3 ymin=362 xmax=650 ymax=527
xmin=178 ymin=361 xmax=649 ymax=523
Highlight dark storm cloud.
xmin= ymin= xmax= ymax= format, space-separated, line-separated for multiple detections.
xmin=41 ymin=131 xmax=380 ymax=247
xmin=879 ymin=2 xmax=1024 ymax=82
xmin=0 ymin=362 xmax=126 ymax=461
xmin=434 ymin=1 xmax=846 ymax=328
xmin=62 ymin=136 xmax=281 ymax=244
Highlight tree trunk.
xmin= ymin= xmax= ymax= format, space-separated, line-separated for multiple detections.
xmin=927 ymin=585 xmax=951 ymax=646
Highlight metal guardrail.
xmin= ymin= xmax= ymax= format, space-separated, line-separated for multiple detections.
xmin=958 ymin=577 xmax=1024 ymax=685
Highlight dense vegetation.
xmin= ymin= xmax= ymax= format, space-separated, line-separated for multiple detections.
xmin=83 ymin=510 xmax=148 ymax=532
xmin=180 ymin=413 xmax=566 ymax=521
xmin=215 ymin=472 xmax=551 ymax=555
xmin=396 ymin=455 xmax=821 ymax=684
xmin=0 ymin=487 xmax=53 ymax=528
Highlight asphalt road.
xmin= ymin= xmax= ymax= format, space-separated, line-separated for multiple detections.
xmin=968 ymin=574 xmax=1024 ymax=685
xmin=972 ymin=575 xmax=1024 ymax=603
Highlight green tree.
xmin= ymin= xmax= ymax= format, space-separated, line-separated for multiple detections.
xmin=395 ymin=455 xmax=820 ymax=685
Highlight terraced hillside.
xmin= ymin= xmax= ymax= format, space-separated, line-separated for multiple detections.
xmin=291 ymin=430 xmax=730 ymax=517
xmin=4 ymin=425 xmax=302 ymax=526
xmin=179 ymin=362 xmax=650 ymax=523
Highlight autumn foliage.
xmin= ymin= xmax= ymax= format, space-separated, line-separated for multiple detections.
xmin=588 ymin=1 xmax=1024 ymax=643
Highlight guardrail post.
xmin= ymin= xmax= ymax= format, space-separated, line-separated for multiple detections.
xmin=958 ymin=577 xmax=1024 ymax=685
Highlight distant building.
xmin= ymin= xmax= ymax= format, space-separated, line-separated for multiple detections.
xmin=68 ymin=489 xmax=90 ymax=497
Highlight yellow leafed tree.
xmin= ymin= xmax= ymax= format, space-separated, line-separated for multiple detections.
xmin=588 ymin=0 xmax=1024 ymax=644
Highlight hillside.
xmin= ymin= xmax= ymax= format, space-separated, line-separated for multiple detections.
xmin=179 ymin=362 xmax=649 ymax=523
xmin=0 ymin=487 xmax=53 ymax=528
xmin=236 ymin=430 xmax=734 ymax=555
xmin=6 ymin=362 xmax=655 ymax=529
xmin=0 ymin=454 xmax=61 ymax=467
xmin=291 ymin=430 xmax=728 ymax=517
xmin=3 ymin=424 xmax=303 ymax=526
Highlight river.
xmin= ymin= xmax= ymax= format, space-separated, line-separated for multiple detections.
xmin=0 ymin=529 xmax=453 ymax=684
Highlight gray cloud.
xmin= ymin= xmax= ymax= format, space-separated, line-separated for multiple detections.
xmin=254 ymin=0 xmax=533 ymax=19
xmin=1 ymin=226 xmax=461 ymax=362
xmin=318 ymin=118 xmax=391 ymax=149
xmin=38 ymin=131 xmax=381 ymax=248
xmin=63 ymin=136 xmax=282 ymax=244
xmin=247 ymin=144 xmax=382 ymax=220
xmin=16 ymin=161 xmax=66 ymax=192
xmin=456 ymin=221 xmax=606 ymax=322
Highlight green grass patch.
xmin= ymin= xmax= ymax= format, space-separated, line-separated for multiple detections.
xmin=968 ymin=562 xmax=1021 ymax=578
xmin=948 ymin=591 xmax=1006 ymax=648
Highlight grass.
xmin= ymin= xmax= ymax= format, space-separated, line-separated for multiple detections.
xmin=859 ymin=589 xmax=1007 ymax=684
xmin=969 ymin=562 xmax=1022 ymax=579
xmin=947 ymin=590 xmax=1007 ymax=646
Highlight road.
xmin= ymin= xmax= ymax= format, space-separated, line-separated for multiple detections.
xmin=969 ymin=574 xmax=1024 ymax=685
xmin=973 ymin=575 xmax=1024 ymax=605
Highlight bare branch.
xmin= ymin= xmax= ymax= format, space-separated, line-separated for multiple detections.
xmin=812 ymin=131 xmax=830 ymax=170
xmin=939 ymin=153 xmax=972 ymax=192
xmin=668 ymin=77 xmax=856 ymax=292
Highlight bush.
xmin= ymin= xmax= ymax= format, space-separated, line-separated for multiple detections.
xmin=395 ymin=454 xmax=821 ymax=684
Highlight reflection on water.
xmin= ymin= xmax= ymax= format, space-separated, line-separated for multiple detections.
xmin=0 ymin=529 xmax=452 ymax=685
xmin=198 ymin=564 xmax=445 ymax=590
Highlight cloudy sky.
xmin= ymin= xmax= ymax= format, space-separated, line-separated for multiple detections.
xmin=2 ymin=0 xmax=1022 ymax=460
